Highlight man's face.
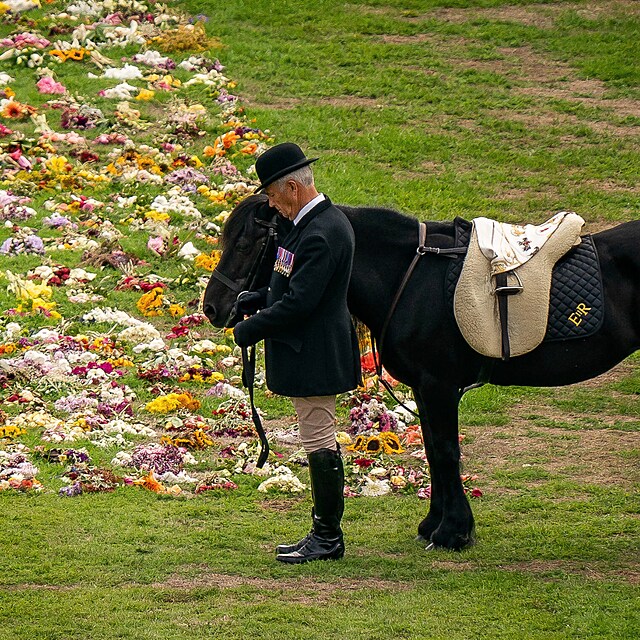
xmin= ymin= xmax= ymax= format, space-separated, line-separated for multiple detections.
xmin=265 ymin=181 xmax=298 ymax=220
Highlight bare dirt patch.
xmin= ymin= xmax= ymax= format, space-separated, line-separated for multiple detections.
xmin=499 ymin=559 xmax=640 ymax=585
xmin=152 ymin=567 xmax=411 ymax=597
xmin=391 ymin=1 xmax=639 ymax=29
xmin=430 ymin=4 xmax=558 ymax=29
xmin=259 ymin=497 xmax=303 ymax=512
xmin=465 ymin=402 xmax=638 ymax=492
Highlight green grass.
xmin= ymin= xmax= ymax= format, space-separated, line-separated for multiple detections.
xmin=1 ymin=0 xmax=639 ymax=638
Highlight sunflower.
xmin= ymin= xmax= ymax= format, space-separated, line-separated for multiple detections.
xmin=365 ymin=435 xmax=383 ymax=454
xmin=347 ymin=434 xmax=368 ymax=452
xmin=379 ymin=432 xmax=404 ymax=454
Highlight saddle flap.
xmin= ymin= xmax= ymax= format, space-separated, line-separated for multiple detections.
xmin=453 ymin=213 xmax=585 ymax=359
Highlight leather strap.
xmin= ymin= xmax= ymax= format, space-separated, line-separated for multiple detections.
xmin=242 ymin=345 xmax=269 ymax=468
xmin=495 ymin=272 xmax=511 ymax=361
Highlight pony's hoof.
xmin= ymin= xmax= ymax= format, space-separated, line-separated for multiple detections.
xmin=415 ymin=534 xmax=428 ymax=544
xmin=424 ymin=542 xmax=437 ymax=552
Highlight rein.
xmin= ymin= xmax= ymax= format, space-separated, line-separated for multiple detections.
xmin=371 ymin=221 xmax=467 ymax=419
xmin=211 ymin=213 xmax=279 ymax=468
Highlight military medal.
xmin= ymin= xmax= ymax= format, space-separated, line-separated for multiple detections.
xmin=274 ymin=247 xmax=295 ymax=276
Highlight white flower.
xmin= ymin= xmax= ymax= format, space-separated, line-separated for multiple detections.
xmin=3 ymin=322 xmax=21 ymax=339
xmin=118 ymin=322 xmax=162 ymax=343
xmin=361 ymin=477 xmax=391 ymax=497
xmin=111 ymin=451 xmax=134 ymax=467
xmin=132 ymin=337 xmax=166 ymax=353
xmin=257 ymin=466 xmax=307 ymax=494
xmin=100 ymin=82 xmax=139 ymax=99
xmin=84 ymin=306 xmax=142 ymax=327
xmin=177 ymin=242 xmax=200 ymax=260
xmin=101 ymin=64 xmax=143 ymax=80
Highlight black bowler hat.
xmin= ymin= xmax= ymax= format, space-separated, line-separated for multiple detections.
xmin=255 ymin=142 xmax=318 ymax=191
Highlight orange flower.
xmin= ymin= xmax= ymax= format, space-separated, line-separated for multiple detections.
xmin=403 ymin=424 xmax=423 ymax=446
xmin=240 ymin=142 xmax=258 ymax=155
xmin=67 ymin=48 xmax=86 ymax=61
xmin=141 ymin=471 xmax=164 ymax=493
xmin=49 ymin=49 xmax=67 ymax=61
xmin=2 ymin=101 xmax=24 ymax=119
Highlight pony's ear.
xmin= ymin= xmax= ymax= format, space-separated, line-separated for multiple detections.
xmin=254 ymin=198 xmax=278 ymax=223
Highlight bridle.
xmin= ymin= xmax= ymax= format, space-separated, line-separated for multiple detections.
xmin=209 ymin=212 xmax=279 ymax=468
xmin=210 ymin=213 xmax=279 ymax=328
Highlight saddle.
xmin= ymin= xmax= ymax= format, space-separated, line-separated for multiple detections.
xmin=453 ymin=212 xmax=586 ymax=360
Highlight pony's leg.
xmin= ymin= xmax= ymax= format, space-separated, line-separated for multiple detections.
xmin=414 ymin=383 xmax=475 ymax=551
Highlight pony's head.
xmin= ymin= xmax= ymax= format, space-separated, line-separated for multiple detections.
xmin=203 ymin=194 xmax=289 ymax=327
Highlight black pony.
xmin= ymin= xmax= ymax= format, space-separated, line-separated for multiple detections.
xmin=204 ymin=194 xmax=640 ymax=551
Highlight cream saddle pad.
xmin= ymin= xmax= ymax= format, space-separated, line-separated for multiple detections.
xmin=454 ymin=212 xmax=585 ymax=358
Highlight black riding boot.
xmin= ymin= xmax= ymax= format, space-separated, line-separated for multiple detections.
xmin=276 ymin=447 xmax=345 ymax=564
xmin=275 ymin=509 xmax=314 ymax=555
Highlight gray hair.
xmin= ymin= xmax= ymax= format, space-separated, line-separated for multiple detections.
xmin=271 ymin=164 xmax=314 ymax=190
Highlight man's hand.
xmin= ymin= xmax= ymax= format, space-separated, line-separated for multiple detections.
xmin=236 ymin=291 xmax=263 ymax=317
xmin=233 ymin=320 xmax=256 ymax=348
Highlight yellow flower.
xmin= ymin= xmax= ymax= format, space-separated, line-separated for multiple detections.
xmin=168 ymin=304 xmax=185 ymax=318
xmin=145 ymin=210 xmax=171 ymax=223
xmin=46 ymin=155 xmax=69 ymax=174
xmin=136 ymin=89 xmax=155 ymax=101
xmin=137 ymin=287 xmax=164 ymax=316
xmin=0 ymin=425 xmax=26 ymax=440
xmin=146 ymin=392 xmax=201 ymax=413
xmin=194 ymin=251 xmax=221 ymax=271
xmin=379 ymin=432 xmax=404 ymax=454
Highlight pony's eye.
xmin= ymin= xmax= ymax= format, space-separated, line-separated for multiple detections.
xmin=236 ymin=241 xmax=252 ymax=254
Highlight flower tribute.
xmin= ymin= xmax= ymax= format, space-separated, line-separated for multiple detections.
xmin=0 ymin=0 xmax=481 ymax=502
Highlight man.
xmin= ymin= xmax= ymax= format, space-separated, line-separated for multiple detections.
xmin=233 ymin=142 xmax=361 ymax=564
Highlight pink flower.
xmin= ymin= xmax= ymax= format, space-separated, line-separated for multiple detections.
xmin=471 ymin=488 xmax=483 ymax=498
xmin=417 ymin=485 xmax=431 ymax=500
xmin=147 ymin=236 xmax=166 ymax=256
xmin=36 ymin=76 xmax=67 ymax=95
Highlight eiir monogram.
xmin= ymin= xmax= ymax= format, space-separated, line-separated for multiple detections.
xmin=568 ymin=302 xmax=591 ymax=327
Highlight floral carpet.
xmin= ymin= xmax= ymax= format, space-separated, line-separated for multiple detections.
xmin=0 ymin=0 xmax=480 ymax=501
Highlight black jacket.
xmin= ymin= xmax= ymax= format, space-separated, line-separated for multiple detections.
xmin=233 ymin=197 xmax=361 ymax=397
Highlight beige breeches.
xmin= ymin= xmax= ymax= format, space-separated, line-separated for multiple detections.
xmin=291 ymin=395 xmax=337 ymax=453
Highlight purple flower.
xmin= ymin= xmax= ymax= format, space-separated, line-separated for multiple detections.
xmin=25 ymin=235 xmax=45 ymax=254
xmin=59 ymin=482 xmax=82 ymax=497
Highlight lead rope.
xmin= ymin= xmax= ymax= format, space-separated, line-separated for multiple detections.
xmin=241 ymin=345 xmax=269 ymax=468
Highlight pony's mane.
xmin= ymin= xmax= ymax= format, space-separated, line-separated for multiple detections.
xmin=221 ymin=194 xmax=267 ymax=250
xmin=338 ymin=203 xmax=417 ymax=227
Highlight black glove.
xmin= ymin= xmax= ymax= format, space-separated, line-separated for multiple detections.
xmin=235 ymin=291 xmax=263 ymax=316
xmin=233 ymin=320 xmax=256 ymax=348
